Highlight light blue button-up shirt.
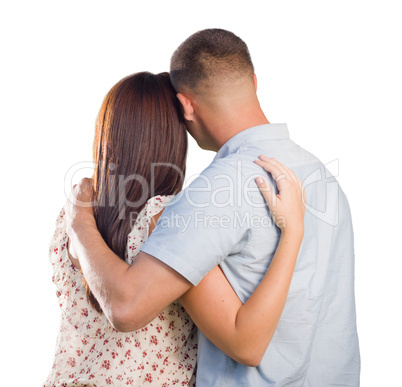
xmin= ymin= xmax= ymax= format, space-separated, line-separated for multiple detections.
xmin=142 ymin=124 xmax=360 ymax=386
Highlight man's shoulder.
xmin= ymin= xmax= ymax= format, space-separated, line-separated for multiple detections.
xmin=199 ymin=153 xmax=265 ymax=179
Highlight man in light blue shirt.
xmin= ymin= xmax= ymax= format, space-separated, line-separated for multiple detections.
xmin=143 ymin=122 xmax=360 ymax=385
xmin=68 ymin=29 xmax=360 ymax=385
xmin=143 ymin=29 xmax=360 ymax=385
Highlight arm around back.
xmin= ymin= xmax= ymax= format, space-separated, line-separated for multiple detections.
xmin=65 ymin=179 xmax=192 ymax=332
xmin=110 ymin=251 xmax=192 ymax=332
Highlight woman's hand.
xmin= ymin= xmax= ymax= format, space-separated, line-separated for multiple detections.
xmin=254 ymin=155 xmax=306 ymax=236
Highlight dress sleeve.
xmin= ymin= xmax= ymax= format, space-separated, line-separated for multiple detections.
xmin=125 ymin=195 xmax=173 ymax=264
xmin=49 ymin=208 xmax=111 ymax=336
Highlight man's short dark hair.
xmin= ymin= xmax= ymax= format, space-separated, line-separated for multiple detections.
xmin=170 ymin=29 xmax=254 ymax=93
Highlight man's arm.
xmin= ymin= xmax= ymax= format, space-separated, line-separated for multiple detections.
xmin=65 ymin=179 xmax=192 ymax=332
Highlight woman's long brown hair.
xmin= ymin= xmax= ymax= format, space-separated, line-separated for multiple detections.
xmin=85 ymin=72 xmax=188 ymax=313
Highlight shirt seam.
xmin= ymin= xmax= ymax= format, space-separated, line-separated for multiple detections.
xmin=300 ymin=223 xmax=337 ymax=387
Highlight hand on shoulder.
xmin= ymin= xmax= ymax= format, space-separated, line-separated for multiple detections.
xmin=255 ymin=155 xmax=306 ymax=237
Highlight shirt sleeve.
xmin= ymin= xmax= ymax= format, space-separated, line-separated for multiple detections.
xmin=141 ymin=161 xmax=253 ymax=285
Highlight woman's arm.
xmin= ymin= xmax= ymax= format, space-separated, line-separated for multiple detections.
xmin=180 ymin=156 xmax=306 ymax=367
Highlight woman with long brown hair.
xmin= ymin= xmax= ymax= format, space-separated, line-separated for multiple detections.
xmin=45 ymin=72 xmax=196 ymax=386
xmin=45 ymin=72 xmax=305 ymax=386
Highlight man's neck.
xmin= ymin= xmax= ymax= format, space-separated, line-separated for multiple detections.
xmin=209 ymin=108 xmax=270 ymax=151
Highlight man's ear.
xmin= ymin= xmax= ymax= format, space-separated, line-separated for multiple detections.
xmin=253 ymin=73 xmax=258 ymax=91
xmin=176 ymin=93 xmax=195 ymax=121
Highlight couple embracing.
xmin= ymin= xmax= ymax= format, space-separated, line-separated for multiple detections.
xmin=45 ymin=29 xmax=360 ymax=386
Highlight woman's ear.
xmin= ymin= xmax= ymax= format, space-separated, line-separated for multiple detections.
xmin=176 ymin=93 xmax=195 ymax=121
xmin=253 ymin=73 xmax=258 ymax=91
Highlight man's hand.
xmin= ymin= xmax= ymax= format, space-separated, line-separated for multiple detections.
xmin=64 ymin=177 xmax=96 ymax=236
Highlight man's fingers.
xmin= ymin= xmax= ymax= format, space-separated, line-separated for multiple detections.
xmin=69 ymin=178 xmax=95 ymax=208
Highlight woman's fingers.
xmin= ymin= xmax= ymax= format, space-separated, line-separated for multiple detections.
xmin=255 ymin=155 xmax=302 ymax=184
xmin=255 ymin=155 xmax=306 ymax=232
xmin=254 ymin=156 xmax=290 ymax=192
xmin=258 ymin=155 xmax=287 ymax=177
xmin=255 ymin=176 xmax=276 ymax=210
xmin=254 ymin=157 xmax=287 ymax=184
xmin=260 ymin=155 xmax=298 ymax=183
xmin=266 ymin=160 xmax=305 ymax=205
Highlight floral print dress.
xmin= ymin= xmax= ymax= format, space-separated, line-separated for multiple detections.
xmin=44 ymin=196 xmax=197 ymax=386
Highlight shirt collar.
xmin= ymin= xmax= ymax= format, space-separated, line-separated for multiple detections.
xmin=213 ymin=123 xmax=290 ymax=161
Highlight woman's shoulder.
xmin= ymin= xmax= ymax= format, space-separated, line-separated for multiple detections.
xmin=125 ymin=195 xmax=174 ymax=263
xmin=144 ymin=194 xmax=174 ymax=211
xmin=134 ymin=194 xmax=174 ymax=228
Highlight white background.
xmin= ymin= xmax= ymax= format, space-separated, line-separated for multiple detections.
xmin=1 ymin=1 xmax=401 ymax=385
